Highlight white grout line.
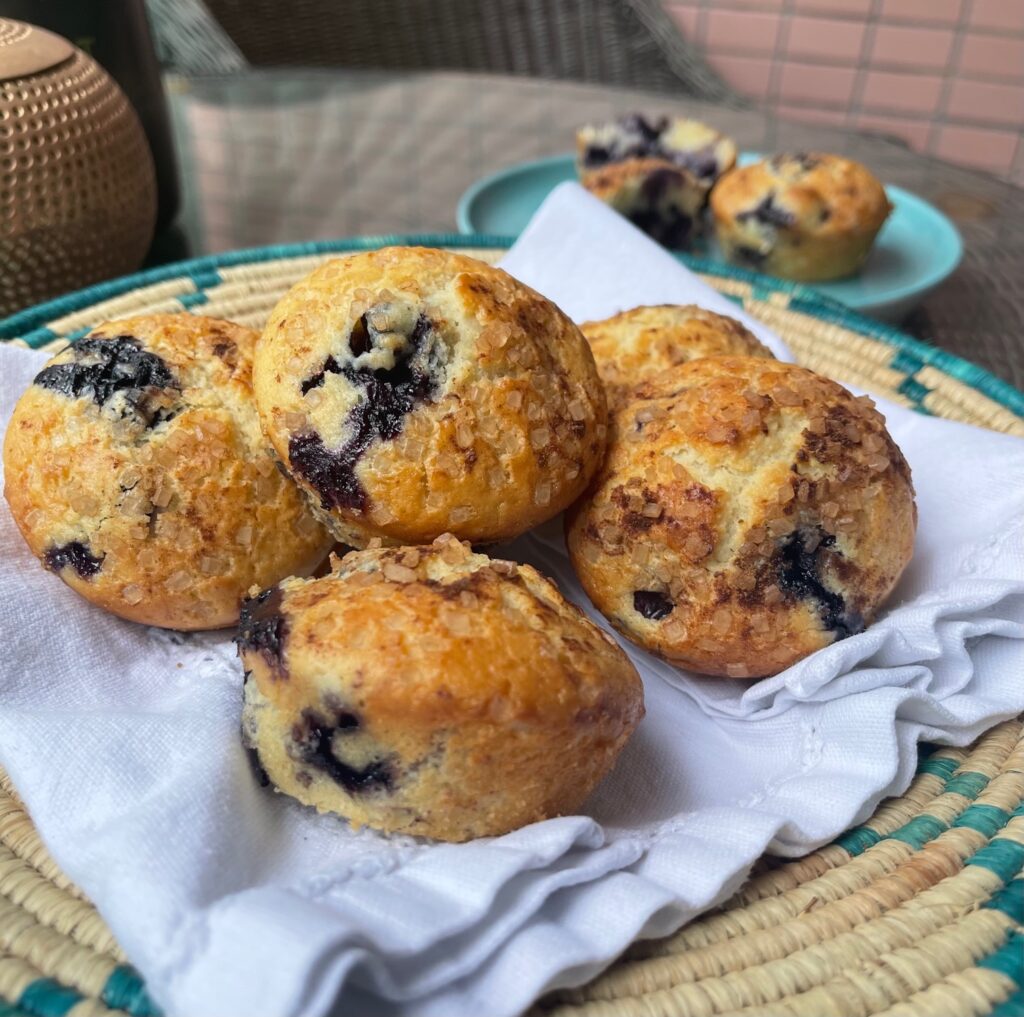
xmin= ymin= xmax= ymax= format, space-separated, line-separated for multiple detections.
xmin=845 ymin=0 xmax=885 ymax=142
xmin=925 ymin=0 xmax=976 ymax=157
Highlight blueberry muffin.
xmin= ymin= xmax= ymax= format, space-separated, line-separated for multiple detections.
xmin=239 ymin=534 xmax=643 ymax=841
xmin=3 ymin=315 xmax=333 ymax=629
xmin=253 ymin=247 xmax=606 ymax=548
xmin=566 ymin=357 xmax=916 ymax=678
xmin=576 ymin=114 xmax=737 ymax=248
xmin=581 ymin=304 xmax=775 ymax=409
xmin=711 ymin=153 xmax=892 ymax=282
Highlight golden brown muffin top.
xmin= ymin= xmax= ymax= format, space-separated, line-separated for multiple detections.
xmin=567 ymin=356 xmax=916 ymax=677
xmin=711 ymin=152 xmax=891 ymax=236
xmin=239 ymin=534 xmax=643 ymax=731
xmin=3 ymin=314 xmax=331 ymax=629
xmin=581 ymin=304 xmax=775 ymax=407
xmin=254 ymin=247 xmax=606 ymax=547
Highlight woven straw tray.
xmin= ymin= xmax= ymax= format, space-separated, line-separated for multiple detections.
xmin=0 ymin=236 xmax=1021 ymax=1017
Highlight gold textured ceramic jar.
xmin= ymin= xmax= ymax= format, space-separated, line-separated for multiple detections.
xmin=0 ymin=18 xmax=156 ymax=316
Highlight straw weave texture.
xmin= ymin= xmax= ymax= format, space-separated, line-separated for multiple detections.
xmin=5 ymin=244 xmax=1020 ymax=436
xmin=1 ymin=241 xmax=1021 ymax=1016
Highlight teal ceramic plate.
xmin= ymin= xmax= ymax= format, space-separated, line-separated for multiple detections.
xmin=457 ymin=154 xmax=963 ymax=321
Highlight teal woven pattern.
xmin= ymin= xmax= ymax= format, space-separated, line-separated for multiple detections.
xmin=0 ymin=687 xmax=1020 ymax=1017
xmin=1 ymin=234 xmax=1022 ymax=425
xmin=101 ymin=966 xmax=161 ymax=1016
xmin=0 ymin=240 xmax=1022 ymax=1017
xmin=835 ymin=747 xmax=1024 ymax=859
xmin=0 ymin=968 xmax=161 ymax=1017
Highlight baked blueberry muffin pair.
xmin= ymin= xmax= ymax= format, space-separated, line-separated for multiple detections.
xmin=5 ymin=249 xmax=609 ymax=625
xmin=568 ymin=305 xmax=915 ymax=680
xmin=578 ymin=115 xmax=890 ymax=281
xmin=241 ymin=249 xmax=641 ymax=840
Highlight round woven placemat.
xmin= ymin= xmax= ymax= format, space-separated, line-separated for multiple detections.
xmin=2 ymin=236 xmax=1023 ymax=437
xmin=0 ymin=237 xmax=1021 ymax=1017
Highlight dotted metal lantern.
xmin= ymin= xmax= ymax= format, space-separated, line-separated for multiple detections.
xmin=0 ymin=18 xmax=157 ymax=316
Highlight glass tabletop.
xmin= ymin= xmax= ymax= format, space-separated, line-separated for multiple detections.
xmin=165 ymin=68 xmax=1024 ymax=391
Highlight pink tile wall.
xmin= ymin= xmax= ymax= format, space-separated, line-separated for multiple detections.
xmin=664 ymin=1 xmax=1024 ymax=183
xmin=787 ymin=16 xmax=866 ymax=61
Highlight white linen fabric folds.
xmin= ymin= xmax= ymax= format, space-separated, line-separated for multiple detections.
xmin=0 ymin=184 xmax=1021 ymax=1017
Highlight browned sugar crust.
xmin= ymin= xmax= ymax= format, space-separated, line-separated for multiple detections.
xmin=566 ymin=356 xmax=916 ymax=678
xmin=3 ymin=314 xmax=332 ymax=629
xmin=239 ymin=534 xmax=644 ymax=841
xmin=254 ymin=247 xmax=607 ymax=547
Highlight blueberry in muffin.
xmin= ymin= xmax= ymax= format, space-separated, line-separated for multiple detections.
xmin=3 ymin=314 xmax=332 ymax=629
xmin=576 ymin=115 xmax=737 ymax=248
xmin=711 ymin=153 xmax=892 ymax=281
xmin=239 ymin=535 xmax=644 ymax=841
xmin=566 ymin=356 xmax=916 ymax=678
xmin=253 ymin=247 xmax=607 ymax=548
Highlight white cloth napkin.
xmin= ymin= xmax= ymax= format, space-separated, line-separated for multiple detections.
xmin=1 ymin=182 xmax=1022 ymax=1017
